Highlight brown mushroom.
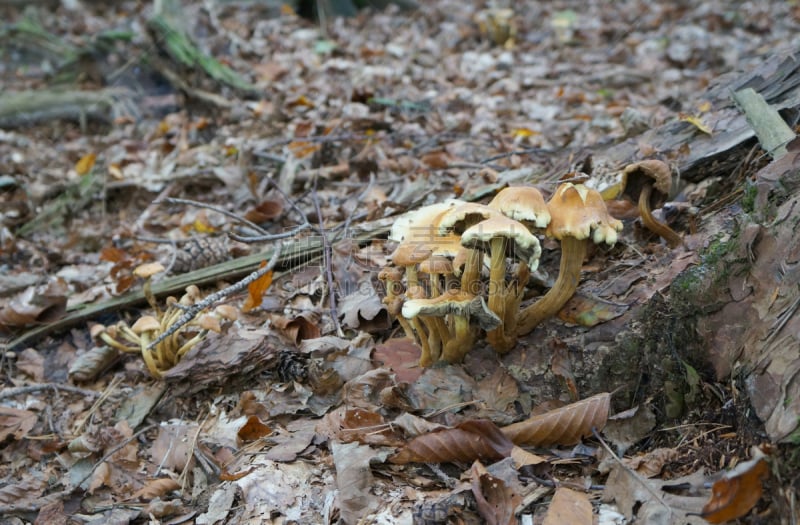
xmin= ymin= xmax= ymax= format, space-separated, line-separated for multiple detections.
xmin=621 ymin=160 xmax=682 ymax=248
xmin=517 ymin=183 xmax=623 ymax=335
xmin=403 ymin=289 xmax=500 ymax=363
xmin=460 ymin=215 xmax=541 ymax=353
xmin=436 ymin=203 xmax=500 ymax=294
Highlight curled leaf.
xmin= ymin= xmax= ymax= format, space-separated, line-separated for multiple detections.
xmin=701 ymin=452 xmax=770 ymax=523
xmin=0 ymin=277 xmax=68 ymax=332
xmin=242 ymin=262 xmax=273 ymax=312
xmin=501 ymin=392 xmax=610 ymax=447
xmin=389 ymin=419 xmax=513 ymax=465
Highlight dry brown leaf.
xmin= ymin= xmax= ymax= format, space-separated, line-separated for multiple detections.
xmin=131 ymin=478 xmax=181 ymax=501
xmin=623 ymin=447 xmax=679 ymax=478
xmin=549 ymin=339 xmax=578 ymax=401
xmin=542 ymin=487 xmax=593 ymax=525
xmin=501 ymin=392 xmax=611 ymax=447
xmin=244 ymin=199 xmax=284 ymax=224
xmin=372 ymin=338 xmax=423 ymax=384
xmin=389 ymin=419 xmax=514 ymax=464
xmin=237 ymin=415 xmax=272 ymax=443
xmin=272 ymin=313 xmax=321 ymax=345
xmin=0 ymin=407 xmax=37 ymax=441
xmin=701 ymin=452 xmax=770 ymax=523
xmin=34 ymin=499 xmax=65 ymax=525
xmin=0 ymin=277 xmax=68 ymax=332
xmin=68 ymin=345 xmax=119 ymax=382
xmin=0 ymin=478 xmax=45 ymax=505
xmin=470 ymin=461 xmax=521 ymax=525
xmin=316 ymin=406 xmax=402 ymax=447
xmin=88 ymin=461 xmax=111 ymax=494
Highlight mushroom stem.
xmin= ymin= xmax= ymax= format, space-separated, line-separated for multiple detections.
xmin=486 ymin=237 xmax=514 ymax=353
xmin=501 ymin=260 xmax=530 ymax=348
xmin=639 ymin=183 xmax=682 ymax=248
xmin=460 ymin=249 xmax=482 ymax=295
xmin=443 ymin=315 xmax=473 ymax=363
xmin=517 ymin=236 xmax=587 ymax=335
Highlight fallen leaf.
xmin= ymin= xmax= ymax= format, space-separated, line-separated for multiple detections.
xmin=701 ymin=452 xmax=770 ymax=523
xmin=372 ymin=338 xmax=423 ymax=384
xmin=0 ymin=407 xmax=37 ymax=441
xmin=679 ymin=113 xmax=713 ymax=135
xmin=549 ymin=339 xmax=578 ymax=401
xmin=316 ymin=406 xmax=402 ymax=446
xmin=75 ymin=152 xmax=97 ymax=175
xmin=242 ymin=262 xmax=273 ymax=312
xmin=132 ymin=478 xmax=181 ymax=501
xmin=543 ymin=487 xmax=593 ymax=525
xmin=0 ymin=277 xmax=68 ymax=332
xmin=244 ymin=199 xmax=284 ymax=223
xmin=557 ymin=293 xmax=628 ymax=327
xmin=272 ymin=313 xmax=321 ymax=345
xmin=501 ymin=392 xmax=610 ymax=447
xmin=470 ymin=461 xmax=521 ymax=525
xmin=389 ymin=419 xmax=514 ymax=464
xmin=237 ymin=415 xmax=272 ymax=443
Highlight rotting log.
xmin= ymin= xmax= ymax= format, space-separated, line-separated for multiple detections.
xmin=541 ymin=46 xmax=800 ymax=444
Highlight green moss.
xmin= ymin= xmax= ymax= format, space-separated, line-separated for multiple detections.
xmin=741 ymin=181 xmax=758 ymax=214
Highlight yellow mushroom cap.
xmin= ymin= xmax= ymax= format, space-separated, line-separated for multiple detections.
xmin=133 ymin=262 xmax=166 ymax=279
xmin=546 ymin=183 xmax=624 ymax=246
xmin=389 ymin=201 xmax=464 ymax=243
xmin=131 ymin=315 xmax=161 ymax=333
xmin=391 ymin=241 xmax=433 ymax=267
xmin=436 ymin=202 xmax=499 ymax=235
xmin=621 ymin=159 xmax=672 ymax=208
xmin=488 ymin=186 xmax=551 ymax=229
xmin=461 ymin=215 xmax=541 ymax=271
xmin=418 ymin=255 xmax=454 ymax=275
xmin=401 ymin=289 xmax=501 ymax=331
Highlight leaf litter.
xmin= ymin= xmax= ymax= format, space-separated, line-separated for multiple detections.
xmin=0 ymin=0 xmax=798 ymax=523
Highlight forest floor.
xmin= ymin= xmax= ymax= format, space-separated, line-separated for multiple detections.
xmin=1 ymin=1 xmax=799 ymax=523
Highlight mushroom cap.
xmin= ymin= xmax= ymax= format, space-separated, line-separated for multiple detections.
xmin=621 ymin=160 xmax=672 ymax=208
xmin=436 ymin=202 xmax=499 ymax=235
xmin=131 ymin=315 xmax=161 ymax=334
xmin=402 ymin=289 xmax=501 ymax=331
xmin=418 ymin=255 xmax=454 ymax=275
xmin=546 ymin=183 xmax=624 ymax=245
xmin=461 ymin=215 xmax=541 ymax=271
xmin=378 ymin=266 xmax=404 ymax=282
xmin=133 ymin=262 xmax=166 ymax=279
xmin=389 ymin=200 xmax=464 ymax=242
xmin=391 ymin=241 xmax=433 ymax=267
xmin=488 ymin=186 xmax=551 ymax=229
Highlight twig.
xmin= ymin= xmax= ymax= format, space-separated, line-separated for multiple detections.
xmin=229 ymin=223 xmax=311 ymax=243
xmin=147 ymin=241 xmax=283 ymax=350
xmin=0 ymin=383 xmax=100 ymax=400
xmin=592 ymin=427 xmax=674 ymax=516
xmin=157 ymin=197 xmax=269 ymax=235
xmin=311 ymin=176 xmax=343 ymax=337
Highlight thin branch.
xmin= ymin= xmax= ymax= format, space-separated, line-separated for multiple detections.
xmin=229 ymin=222 xmax=311 ymax=243
xmin=157 ymin=197 xmax=269 ymax=235
xmin=310 ymin=176 xmax=343 ymax=337
xmin=0 ymin=383 xmax=100 ymax=400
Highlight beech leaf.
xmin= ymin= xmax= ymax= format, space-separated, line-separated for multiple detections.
xmin=389 ymin=419 xmax=514 ymax=464
xmin=501 ymin=392 xmax=610 ymax=447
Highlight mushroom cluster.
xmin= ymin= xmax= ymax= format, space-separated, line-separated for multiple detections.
xmin=381 ymin=168 xmax=678 ymax=365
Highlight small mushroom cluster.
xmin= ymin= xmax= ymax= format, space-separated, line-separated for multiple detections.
xmin=381 ymin=180 xmax=635 ymax=366
xmin=95 ymin=283 xmax=237 ymax=378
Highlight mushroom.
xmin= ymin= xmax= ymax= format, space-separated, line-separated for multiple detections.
xmin=460 ymin=215 xmax=541 ymax=353
xmin=436 ymin=202 xmax=500 ymax=294
xmin=488 ymin=186 xmax=551 ymax=229
xmin=487 ymin=185 xmax=552 ymax=346
xmin=378 ymin=266 xmax=417 ymax=340
xmin=621 ymin=160 xmax=682 ymax=248
xmin=517 ymin=182 xmax=623 ymax=335
xmin=403 ymin=289 xmax=501 ymax=363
